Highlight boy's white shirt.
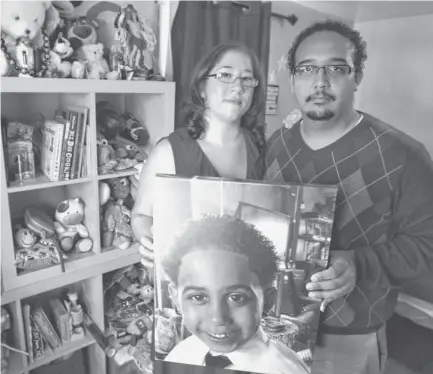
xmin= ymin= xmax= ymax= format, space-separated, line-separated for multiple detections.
xmin=164 ymin=326 xmax=310 ymax=374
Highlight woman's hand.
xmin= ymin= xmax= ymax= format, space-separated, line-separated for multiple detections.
xmin=139 ymin=227 xmax=154 ymax=268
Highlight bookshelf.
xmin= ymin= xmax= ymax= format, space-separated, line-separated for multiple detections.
xmin=1 ymin=77 xmax=175 ymax=374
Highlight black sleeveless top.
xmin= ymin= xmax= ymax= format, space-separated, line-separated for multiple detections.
xmin=154 ymin=127 xmax=262 ymax=374
xmin=166 ymin=127 xmax=264 ymax=180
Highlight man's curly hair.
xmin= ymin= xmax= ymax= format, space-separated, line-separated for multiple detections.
xmin=161 ymin=215 xmax=279 ymax=287
xmin=287 ymin=19 xmax=368 ymax=77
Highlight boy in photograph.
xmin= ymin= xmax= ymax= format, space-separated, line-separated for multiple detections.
xmin=159 ymin=215 xmax=309 ymax=374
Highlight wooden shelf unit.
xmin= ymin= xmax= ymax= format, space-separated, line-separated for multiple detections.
xmin=1 ymin=77 xmax=175 ymax=374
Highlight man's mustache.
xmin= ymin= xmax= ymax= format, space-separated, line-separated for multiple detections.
xmin=306 ymin=93 xmax=336 ymax=102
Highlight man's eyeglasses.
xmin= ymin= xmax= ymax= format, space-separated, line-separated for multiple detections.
xmin=206 ymin=72 xmax=259 ymax=88
xmin=293 ymin=65 xmax=353 ymax=79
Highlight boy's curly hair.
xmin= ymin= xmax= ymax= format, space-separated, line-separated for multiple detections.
xmin=287 ymin=19 xmax=368 ymax=77
xmin=161 ymin=215 xmax=279 ymax=287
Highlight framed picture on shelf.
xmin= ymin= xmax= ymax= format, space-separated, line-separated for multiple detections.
xmin=266 ymin=84 xmax=279 ymax=115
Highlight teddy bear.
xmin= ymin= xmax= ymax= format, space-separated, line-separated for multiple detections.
xmin=80 ymin=43 xmax=109 ymax=79
xmin=54 ymin=198 xmax=93 ymax=253
xmin=0 ymin=1 xmax=61 ymax=76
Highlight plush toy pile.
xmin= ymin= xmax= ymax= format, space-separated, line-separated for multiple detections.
xmin=104 ymin=264 xmax=154 ymax=373
xmin=13 ymin=198 xmax=93 ymax=273
xmin=0 ymin=1 xmax=163 ymax=80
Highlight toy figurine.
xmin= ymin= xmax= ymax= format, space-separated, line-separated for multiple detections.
xmin=65 ymin=291 xmax=85 ymax=341
xmin=113 ymin=4 xmax=157 ymax=80
xmin=54 ymin=198 xmax=93 ymax=252
xmin=101 ymin=199 xmax=133 ymax=250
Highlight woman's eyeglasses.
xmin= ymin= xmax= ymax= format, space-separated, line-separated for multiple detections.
xmin=206 ymin=72 xmax=259 ymax=88
xmin=293 ymin=64 xmax=353 ymax=79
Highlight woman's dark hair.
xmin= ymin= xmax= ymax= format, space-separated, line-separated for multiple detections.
xmin=183 ymin=42 xmax=267 ymax=151
xmin=287 ymin=19 xmax=368 ymax=78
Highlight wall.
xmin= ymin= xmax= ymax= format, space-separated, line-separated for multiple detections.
xmin=354 ymin=14 xmax=433 ymax=157
xmin=266 ymin=1 xmax=349 ymax=138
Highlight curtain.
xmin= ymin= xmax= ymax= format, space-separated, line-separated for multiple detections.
xmin=171 ymin=0 xmax=272 ymax=128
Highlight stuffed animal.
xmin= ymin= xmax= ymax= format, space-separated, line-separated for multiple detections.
xmin=97 ymin=136 xmax=118 ymax=174
xmin=96 ymin=101 xmax=127 ymax=140
xmin=101 ymin=200 xmax=133 ymax=250
xmin=0 ymin=50 xmax=10 ymax=77
xmin=139 ymin=284 xmax=154 ymax=305
xmin=80 ymin=43 xmax=109 ymax=79
xmin=1 ymin=1 xmax=60 ymax=47
xmin=66 ymin=16 xmax=99 ymax=51
xmin=121 ymin=112 xmax=150 ymax=146
xmin=50 ymin=33 xmax=73 ymax=77
xmin=107 ymin=177 xmax=130 ymax=201
xmin=54 ymin=198 xmax=93 ymax=252
xmin=0 ymin=1 xmax=61 ymax=76
xmin=71 ymin=60 xmax=86 ymax=79
xmin=52 ymin=32 xmax=73 ymax=59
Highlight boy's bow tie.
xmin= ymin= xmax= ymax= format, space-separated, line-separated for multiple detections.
xmin=205 ymin=352 xmax=233 ymax=368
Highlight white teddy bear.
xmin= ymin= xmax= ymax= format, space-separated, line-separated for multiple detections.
xmin=0 ymin=1 xmax=61 ymax=76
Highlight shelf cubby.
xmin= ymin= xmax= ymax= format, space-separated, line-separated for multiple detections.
xmin=20 ymin=276 xmax=104 ymax=374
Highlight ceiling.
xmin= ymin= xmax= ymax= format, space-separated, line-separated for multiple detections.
xmin=288 ymin=0 xmax=433 ymax=23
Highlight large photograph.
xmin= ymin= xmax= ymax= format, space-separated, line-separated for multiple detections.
xmin=153 ymin=175 xmax=338 ymax=374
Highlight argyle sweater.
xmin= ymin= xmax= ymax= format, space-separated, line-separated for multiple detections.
xmin=265 ymin=112 xmax=433 ymax=335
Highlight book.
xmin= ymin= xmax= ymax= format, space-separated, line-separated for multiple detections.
xmin=40 ymin=120 xmax=65 ymax=182
xmin=49 ymin=298 xmax=72 ymax=344
xmin=32 ymin=306 xmax=62 ymax=350
xmin=65 ymin=105 xmax=88 ymax=179
xmin=22 ymin=304 xmax=45 ymax=363
xmin=54 ymin=111 xmax=71 ymax=182
xmin=61 ymin=109 xmax=79 ymax=180
xmin=153 ymin=175 xmax=338 ymax=373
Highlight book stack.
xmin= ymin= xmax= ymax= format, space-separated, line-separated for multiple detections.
xmin=40 ymin=106 xmax=90 ymax=182
xmin=22 ymin=299 xmax=83 ymax=364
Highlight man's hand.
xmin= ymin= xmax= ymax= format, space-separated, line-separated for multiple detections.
xmin=306 ymin=250 xmax=356 ymax=312
xmin=139 ymin=226 xmax=154 ymax=268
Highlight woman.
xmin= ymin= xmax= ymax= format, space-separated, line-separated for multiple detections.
xmin=131 ymin=42 xmax=267 ymax=374
xmin=131 ymin=42 xmax=266 ymax=268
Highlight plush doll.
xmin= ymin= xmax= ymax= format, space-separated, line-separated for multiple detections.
xmin=97 ymin=136 xmax=118 ymax=174
xmin=107 ymin=177 xmax=130 ymax=201
xmin=96 ymin=101 xmax=127 ymax=140
xmin=101 ymin=200 xmax=133 ymax=250
xmin=54 ymin=198 xmax=93 ymax=252
xmin=79 ymin=43 xmax=109 ymax=79
xmin=50 ymin=32 xmax=73 ymax=77
xmin=0 ymin=1 xmax=61 ymax=76
xmin=66 ymin=16 xmax=99 ymax=51
xmin=0 ymin=50 xmax=9 ymax=77
xmin=121 ymin=112 xmax=150 ymax=146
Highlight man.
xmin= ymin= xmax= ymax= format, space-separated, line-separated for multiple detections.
xmin=265 ymin=20 xmax=433 ymax=374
